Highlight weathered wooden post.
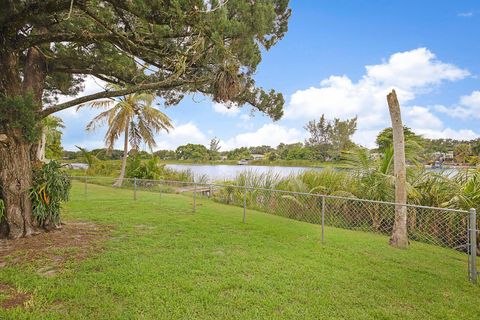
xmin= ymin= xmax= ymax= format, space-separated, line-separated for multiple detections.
xmin=387 ymin=89 xmax=408 ymax=248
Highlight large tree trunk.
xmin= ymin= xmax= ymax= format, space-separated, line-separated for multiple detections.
xmin=0 ymin=32 xmax=47 ymax=238
xmin=0 ymin=131 xmax=38 ymax=239
xmin=387 ymin=89 xmax=409 ymax=248
xmin=113 ymin=124 xmax=129 ymax=187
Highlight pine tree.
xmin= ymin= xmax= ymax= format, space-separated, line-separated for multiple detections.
xmin=0 ymin=0 xmax=291 ymax=238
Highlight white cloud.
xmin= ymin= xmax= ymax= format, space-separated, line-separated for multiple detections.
xmin=403 ymin=105 xmax=479 ymax=142
xmin=458 ymin=12 xmax=474 ymax=17
xmin=415 ymin=128 xmax=479 ymax=140
xmin=222 ymin=124 xmax=304 ymax=150
xmin=284 ymin=48 xmax=470 ymax=146
xmin=155 ymin=122 xmax=208 ymax=150
xmin=436 ymin=90 xmax=480 ymax=119
xmin=404 ymin=106 xmax=443 ymax=130
xmin=212 ymin=102 xmax=240 ymax=116
xmin=365 ymin=48 xmax=469 ymax=89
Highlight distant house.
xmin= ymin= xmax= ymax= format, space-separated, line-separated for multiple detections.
xmin=220 ymin=156 xmax=228 ymax=161
xmin=251 ymin=154 xmax=265 ymax=161
xmin=445 ymin=151 xmax=454 ymax=162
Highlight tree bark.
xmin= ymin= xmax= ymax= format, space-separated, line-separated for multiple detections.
xmin=113 ymin=123 xmax=129 ymax=187
xmin=0 ymin=31 xmax=47 ymax=238
xmin=387 ymin=89 xmax=409 ymax=248
xmin=0 ymin=131 xmax=37 ymax=239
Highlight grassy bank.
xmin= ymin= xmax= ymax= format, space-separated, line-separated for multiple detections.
xmin=0 ymin=182 xmax=478 ymax=319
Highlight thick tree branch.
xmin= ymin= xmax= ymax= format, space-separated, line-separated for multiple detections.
xmin=16 ymin=32 xmax=113 ymax=51
xmin=39 ymin=77 xmax=202 ymax=118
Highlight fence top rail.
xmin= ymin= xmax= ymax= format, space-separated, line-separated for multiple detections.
xmin=71 ymin=175 xmax=471 ymax=214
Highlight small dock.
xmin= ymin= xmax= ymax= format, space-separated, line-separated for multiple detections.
xmin=176 ymin=186 xmax=214 ymax=197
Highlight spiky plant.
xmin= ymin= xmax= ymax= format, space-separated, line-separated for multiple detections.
xmin=30 ymin=161 xmax=71 ymax=229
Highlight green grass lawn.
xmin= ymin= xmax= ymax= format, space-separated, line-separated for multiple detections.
xmin=0 ymin=182 xmax=479 ymax=319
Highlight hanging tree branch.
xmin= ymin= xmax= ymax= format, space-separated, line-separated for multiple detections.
xmin=40 ymin=77 xmax=203 ymax=117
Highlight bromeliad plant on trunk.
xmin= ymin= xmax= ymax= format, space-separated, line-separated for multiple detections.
xmin=0 ymin=161 xmax=71 ymax=235
xmin=30 ymin=161 xmax=71 ymax=230
xmin=0 ymin=1 xmax=290 ymax=238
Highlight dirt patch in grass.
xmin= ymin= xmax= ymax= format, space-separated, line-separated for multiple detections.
xmin=0 ymin=222 xmax=111 ymax=270
xmin=0 ymin=222 xmax=111 ymax=310
xmin=0 ymin=283 xmax=31 ymax=309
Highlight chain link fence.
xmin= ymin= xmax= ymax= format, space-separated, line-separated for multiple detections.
xmin=69 ymin=176 xmax=478 ymax=284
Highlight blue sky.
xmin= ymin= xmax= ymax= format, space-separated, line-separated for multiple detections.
xmin=58 ymin=0 xmax=480 ymax=151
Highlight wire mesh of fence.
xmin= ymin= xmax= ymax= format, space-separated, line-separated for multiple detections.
xmin=69 ymin=176 xmax=478 ymax=283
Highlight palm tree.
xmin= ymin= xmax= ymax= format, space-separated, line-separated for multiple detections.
xmin=82 ymin=89 xmax=173 ymax=187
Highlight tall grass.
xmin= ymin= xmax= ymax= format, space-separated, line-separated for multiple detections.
xmin=211 ymin=167 xmax=480 ymax=251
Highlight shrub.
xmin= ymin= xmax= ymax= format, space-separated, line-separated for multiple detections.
xmin=30 ymin=161 xmax=71 ymax=228
xmin=126 ymin=156 xmax=195 ymax=182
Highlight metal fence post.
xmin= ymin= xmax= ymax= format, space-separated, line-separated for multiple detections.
xmin=84 ymin=175 xmax=88 ymax=199
xmin=133 ymin=178 xmax=137 ymax=201
xmin=321 ymin=195 xmax=325 ymax=244
xmin=159 ymin=181 xmax=162 ymax=202
xmin=243 ymin=186 xmax=247 ymax=223
xmin=469 ymin=208 xmax=477 ymax=284
xmin=193 ymin=182 xmax=197 ymax=213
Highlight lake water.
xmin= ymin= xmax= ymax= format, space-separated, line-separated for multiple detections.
xmin=164 ymin=163 xmax=464 ymax=182
xmin=165 ymin=164 xmax=324 ymax=181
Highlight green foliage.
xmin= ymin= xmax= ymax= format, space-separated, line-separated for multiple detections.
xmin=154 ymin=149 xmax=176 ymax=160
xmin=209 ymin=137 xmax=221 ymax=160
xmin=249 ymin=145 xmax=275 ymax=155
xmin=5 ymin=1 xmax=291 ymax=119
xmin=226 ymin=147 xmax=251 ymax=160
xmin=43 ymin=116 xmax=65 ymax=159
xmin=305 ymin=115 xmax=357 ymax=161
xmin=75 ymin=146 xmax=100 ymax=169
xmin=376 ymin=127 xmax=424 ymax=153
xmin=84 ymin=89 xmax=173 ymax=154
xmin=0 ymin=93 xmax=41 ymax=142
xmin=454 ymin=143 xmax=472 ymax=164
xmin=89 ymin=161 xmax=122 ymax=177
xmin=447 ymin=170 xmax=480 ymax=211
xmin=213 ymin=151 xmax=480 ymax=247
xmin=127 ymin=156 xmax=163 ymax=180
xmin=126 ymin=155 xmax=195 ymax=182
xmin=92 ymin=149 xmax=124 ymax=161
xmin=30 ymin=161 xmax=71 ymax=226
xmin=277 ymin=143 xmax=312 ymax=160
xmin=265 ymin=151 xmax=278 ymax=161
xmin=2 ymin=181 xmax=480 ymax=319
xmin=472 ymin=139 xmax=480 ymax=156
xmin=176 ymin=144 xmax=209 ymax=161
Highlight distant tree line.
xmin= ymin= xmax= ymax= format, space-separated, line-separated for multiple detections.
xmin=63 ymin=115 xmax=480 ymax=165
xmin=374 ymin=127 xmax=480 ymax=165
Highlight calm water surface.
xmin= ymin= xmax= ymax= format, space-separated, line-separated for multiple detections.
xmin=164 ymin=163 xmax=463 ymax=182
xmin=165 ymin=164 xmax=324 ymax=181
